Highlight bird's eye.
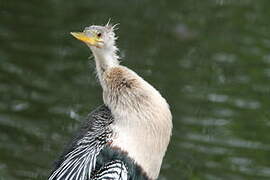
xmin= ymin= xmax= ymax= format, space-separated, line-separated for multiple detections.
xmin=97 ymin=33 xmax=102 ymax=38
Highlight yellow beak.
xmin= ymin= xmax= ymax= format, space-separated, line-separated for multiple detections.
xmin=70 ymin=32 xmax=97 ymax=45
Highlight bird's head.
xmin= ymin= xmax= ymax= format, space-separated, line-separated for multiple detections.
xmin=71 ymin=24 xmax=118 ymax=54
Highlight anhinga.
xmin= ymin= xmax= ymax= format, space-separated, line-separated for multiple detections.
xmin=48 ymin=23 xmax=172 ymax=180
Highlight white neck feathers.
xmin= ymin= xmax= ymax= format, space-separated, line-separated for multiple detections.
xmin=90 ymin=46 xmax=119 ymax=89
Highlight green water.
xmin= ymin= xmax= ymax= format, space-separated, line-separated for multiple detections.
xmin=1 ymin=0 xmax=270 ymax=179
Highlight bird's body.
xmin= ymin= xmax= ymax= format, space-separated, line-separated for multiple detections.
xmin=49 ymin=24 xmax=172 ymax=180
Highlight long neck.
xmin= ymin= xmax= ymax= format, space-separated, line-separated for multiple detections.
xmin=91 ymin=47 xmax=119 ymax=89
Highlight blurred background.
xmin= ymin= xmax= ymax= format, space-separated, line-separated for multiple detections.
xmin=1 ymin=0 xmax=270 ymax=179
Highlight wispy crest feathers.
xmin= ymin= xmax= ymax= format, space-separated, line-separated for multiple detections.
xmin=105 ymin=19 xmax=120 ymax=32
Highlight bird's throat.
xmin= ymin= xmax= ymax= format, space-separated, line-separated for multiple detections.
xmin=92 ymin=48 xmax=119 ymax=89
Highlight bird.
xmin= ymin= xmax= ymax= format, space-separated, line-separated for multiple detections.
xmin=48 ymin=22 xmax=172 ymax=180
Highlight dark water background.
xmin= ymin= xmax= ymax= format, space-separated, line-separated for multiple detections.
xmin=1 ymin=0 xmax=270 ymax=179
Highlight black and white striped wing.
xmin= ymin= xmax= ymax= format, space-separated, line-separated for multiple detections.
xmin=48 ymin=105 xmax=114 ymax=180
xmin=93 ymin=160 xmax=128 ymax=180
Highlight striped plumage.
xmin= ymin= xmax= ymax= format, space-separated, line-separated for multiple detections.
xmin=49 ymin=105 xmax=114 ymax=180
xmin=49 ymin=23 xmax=172 ymax=180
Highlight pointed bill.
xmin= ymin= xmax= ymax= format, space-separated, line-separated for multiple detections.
xmin=70 ymin=32 xmax=97 ymax=45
